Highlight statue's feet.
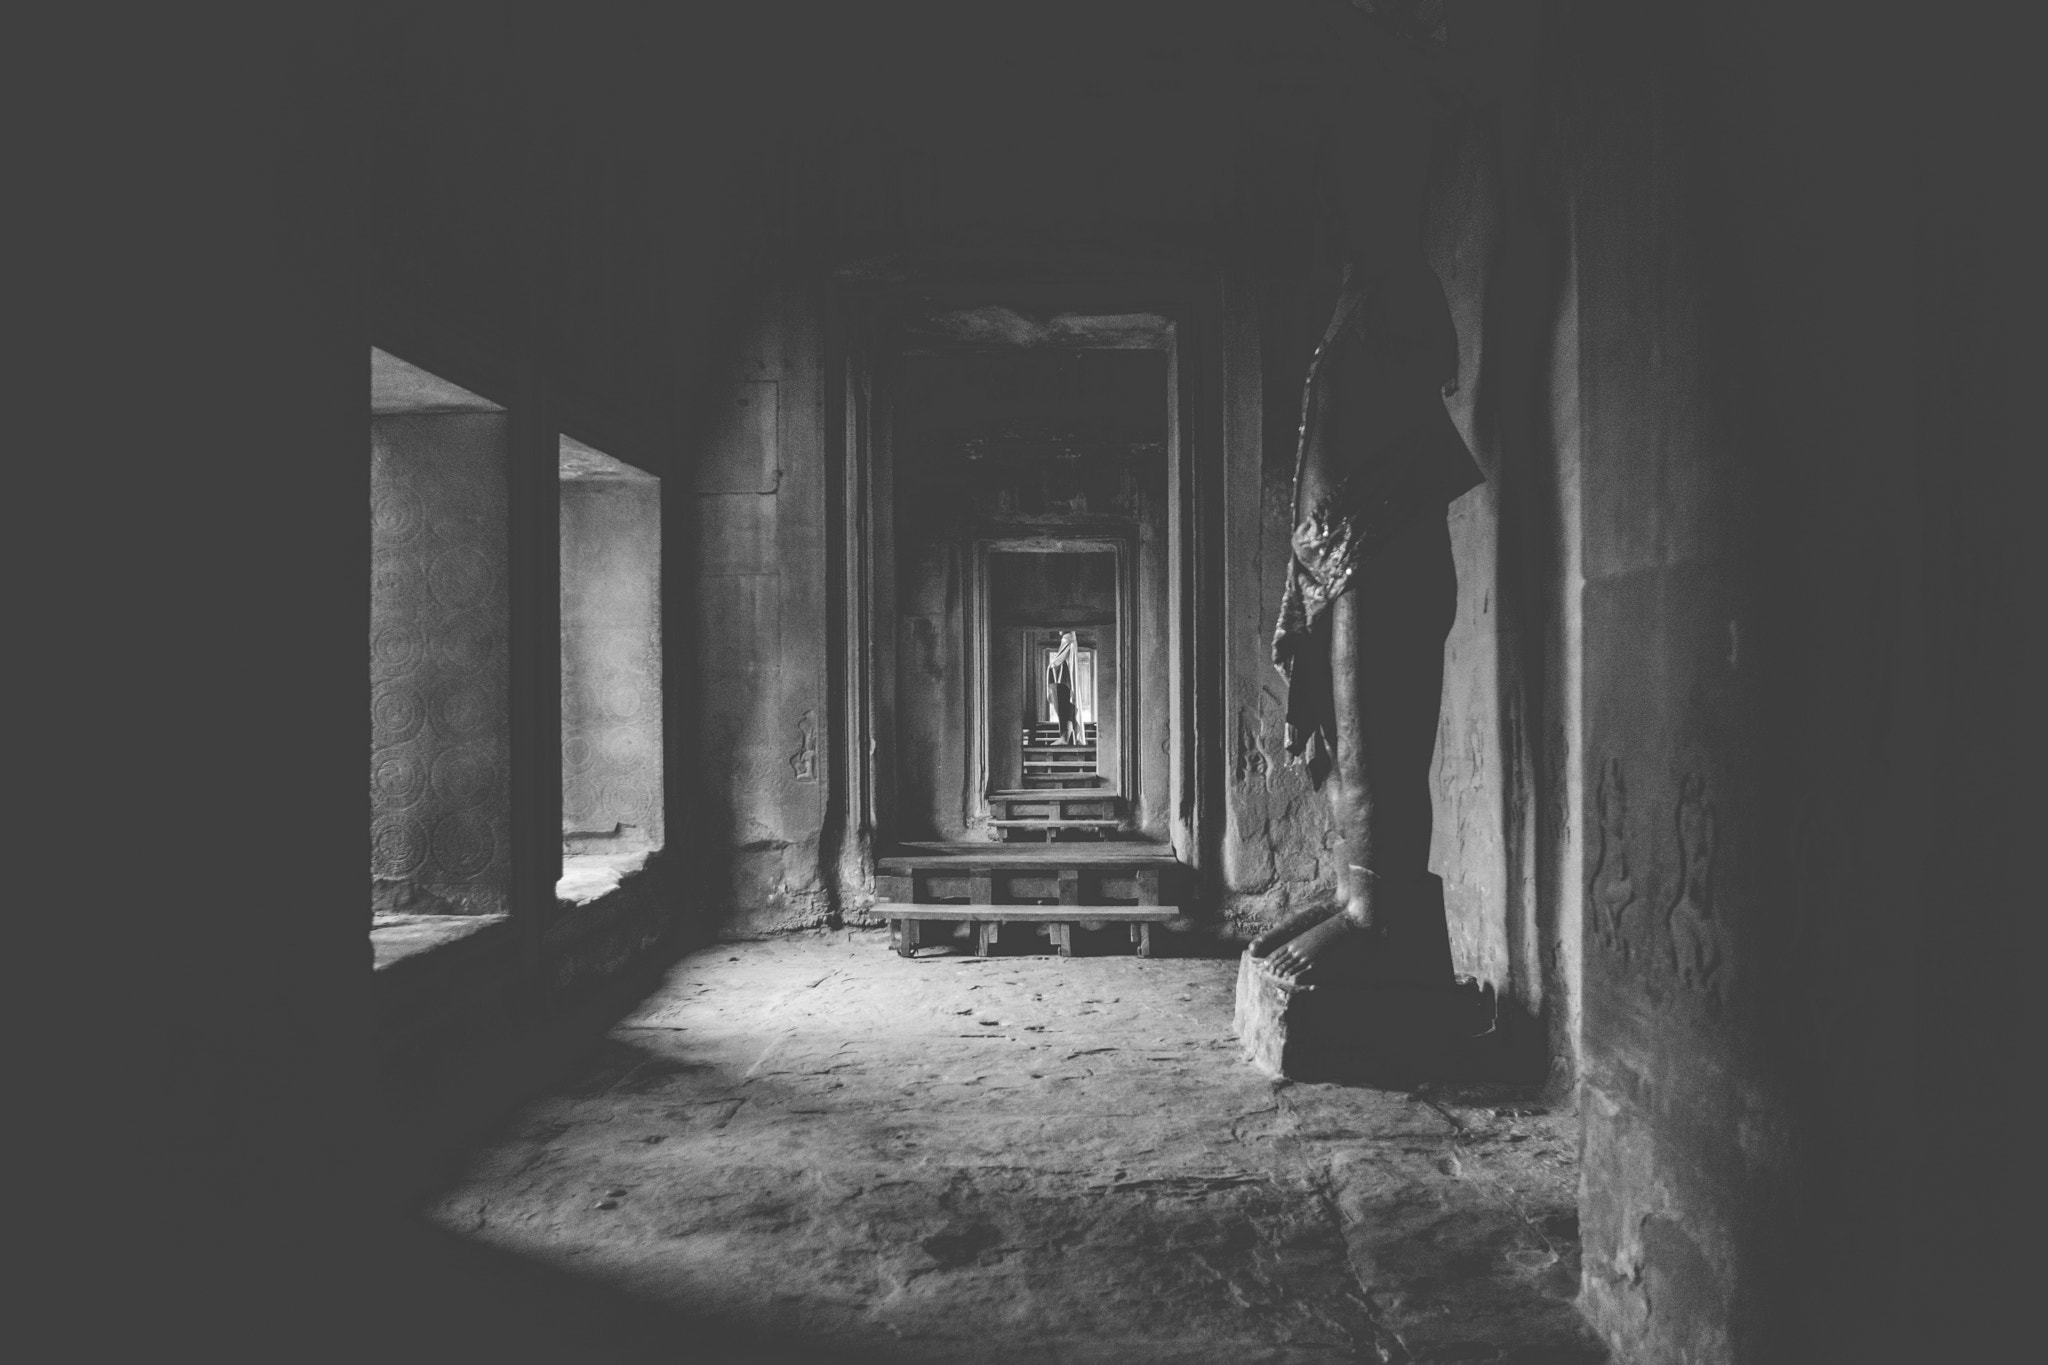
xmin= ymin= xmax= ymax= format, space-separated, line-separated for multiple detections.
xmin=1259 ymin=911 xmax=1382 ymax=984
xmin=1248 ymin=906 xmax=1338 ymax=959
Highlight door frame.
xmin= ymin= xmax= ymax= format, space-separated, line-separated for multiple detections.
xmin=825 ymin=269 xmax=1223 ymax=901
xmin=967 ymin=534 xmax=1136 ymax=827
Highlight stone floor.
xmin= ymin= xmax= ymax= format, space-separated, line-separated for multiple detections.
xmin=421 ymin=929 xmax=1606 ymax=1364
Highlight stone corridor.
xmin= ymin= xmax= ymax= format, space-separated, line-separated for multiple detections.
xmin=420 ymin=932 xmax=1604 ymax=1364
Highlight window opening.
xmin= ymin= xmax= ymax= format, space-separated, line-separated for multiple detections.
xmin=557 ymin=433 xmax=663 ymax=907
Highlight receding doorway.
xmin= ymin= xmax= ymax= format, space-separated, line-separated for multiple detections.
xmin=973 ymin=540 xmax=1132 ymax=839
xmin=850 ymin=320 xmax=1182 ymax=850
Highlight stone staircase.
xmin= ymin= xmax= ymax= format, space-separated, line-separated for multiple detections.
xmin=1020 ymin=720 xmax=1100 ymax=788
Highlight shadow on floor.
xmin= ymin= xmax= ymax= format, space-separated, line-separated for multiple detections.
xmin=141 ymin=928 xmax=1594 ymax=1363
xmin=358 ymin=1214 xmax=902 ymax=1365
xmin=117 ymin=1212 xmax=902 ymax=1365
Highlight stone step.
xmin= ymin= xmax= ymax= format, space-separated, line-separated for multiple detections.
xmin=874 ymin=903 xmax=1178 ymax=921
xmin=875 ymin=902 xmax=1179 ymax=959
xmin=988 ymin=787 xmax=1112 ymax=799
xmin=877 ymin=842 xmax=1180 ymax=872
xmin=874 ymin=860 xmax=1171 ymax=913
xmin=996 ymin=804 xmax=1119 ymax=820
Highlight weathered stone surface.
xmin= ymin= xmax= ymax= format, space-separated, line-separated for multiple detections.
xmin=1234 ymin=951 xmax=1497 ymax=1086
xmin=555 ymin=850 xmax=652 ymax=907
xmin=370 ymin=912 xmax=509 ymax=973
xmin=370 ymin=411 xmax=514 ymax=918
xmin=423 ymin=932 xmax=1601 ymax=1363
xmin=560 ymin=473 xmax=663 ymax=854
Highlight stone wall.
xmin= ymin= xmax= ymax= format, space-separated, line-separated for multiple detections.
xmin=690 ymin=284 xmax=831 ymax=936
xmin=1561 ymin=3 xmax=2027 ymax=1360
xmin=560 ymin=474 xmax=663 ymax=852
xmin=1564 ymin=11 xmax=1799 ymax=1351
xmin=370 ymin=412 xmax=513 ymax=916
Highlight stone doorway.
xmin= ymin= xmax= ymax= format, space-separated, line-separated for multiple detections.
xmin=834 ymin=289 xmax=1219 ymax=893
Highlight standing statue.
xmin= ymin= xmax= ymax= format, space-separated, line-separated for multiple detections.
xmin=1046 ymin=629 xmax=1084 ymax=747
xmin=1250 ymin=0 xmax=1496 ymax=986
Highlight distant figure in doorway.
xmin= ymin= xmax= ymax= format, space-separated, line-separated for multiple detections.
xmin=1047 ymin=630 xmax=1083 ymax=747
xmin=1250 ymin=0 xmax=1501 ymax=986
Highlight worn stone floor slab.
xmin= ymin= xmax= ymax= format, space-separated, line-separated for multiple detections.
xmin=423 ymin=930 xmax=1604 ymax=1364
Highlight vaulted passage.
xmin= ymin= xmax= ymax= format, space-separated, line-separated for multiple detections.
xmin=89 ymin=5 xmax=2022 ymax=1364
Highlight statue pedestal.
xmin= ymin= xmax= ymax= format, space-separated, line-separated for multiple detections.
xmin=1233 ymin=950 xmax=1496 ymax=1084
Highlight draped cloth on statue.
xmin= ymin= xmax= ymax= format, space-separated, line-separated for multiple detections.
xmin=1046 ymin=631 xmax=1082 ymax=745
xmin=1273 ymin=271 xmax=1483 ymax=787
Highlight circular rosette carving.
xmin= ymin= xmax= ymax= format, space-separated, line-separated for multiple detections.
xmin=370 ymin=481 xmax=426 ymax=544
xmin=430 ymin=744 xmax=501 ymax=810
xmin=598 ymin=725 xmax=655 ymax=767
xmin=370 ymin=749 xmax=427 ymax=810
xmin=370 ymin=623 xmax=425 ymax=676
xmin=599 ymin=677 xmax=645 ymax=721
xmin=430 ymin=809 xmax=497 ymax=879
xmin=435 ymin=613 xmax=501 ymax=672
xmin=562 ymin=776 xmax=598 ymax=828
xmin=370 ymin=816 xmax=430 ymax=878
xmin=599 ymin=632 xmax=651 ymax=673
xmin=427 ymin=546 xmax=497 ymax=612
xmin=370 ymin=553 xmax=423 ymax=606
xmin=431 ymin=683 xmax=496 ymax=739
xmin=370 ymin=683 xmax=427 ymax=747
xmin=597 ymin=776 xmax=658 ymax=827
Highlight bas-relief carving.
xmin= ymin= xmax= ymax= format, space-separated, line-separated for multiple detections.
xmin=1231 ymin=702 xmax=1272 ymax=787
xmin=1222 ymin=689 xmax=1343 ymax=913
xmin=1589 ymin=754 xmax=1729 ymax=1015
xmin=1590 ymin=756 xmax=1637 ymax=965
xmin=369 ymin=420 xmax=512 ymax=912
xmin=1665 ymin=772 xmax=1723 ymax=1013
xmin=790 ymin=709 xmax=819 ymax=782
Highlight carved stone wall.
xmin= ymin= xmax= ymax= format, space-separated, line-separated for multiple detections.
xmin=370 ymin=412 xmax=513 ymax=916
xmin=1568 ymin=10 xmax=1794 ymax=1361
xmin=560 ymin=476 xmax=663 ymax=852
xmin=691 ymin=283 xmax=830 ymax=936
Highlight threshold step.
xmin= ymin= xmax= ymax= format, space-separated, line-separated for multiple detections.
xmin=874 ymin=902 xmax=1180 ymax=959
xmin=874 ymin=903 xmax=1178 ymax=920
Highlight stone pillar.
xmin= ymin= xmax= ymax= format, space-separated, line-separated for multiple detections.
xmin=370 ymin=412 xmax=514 ymax=918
